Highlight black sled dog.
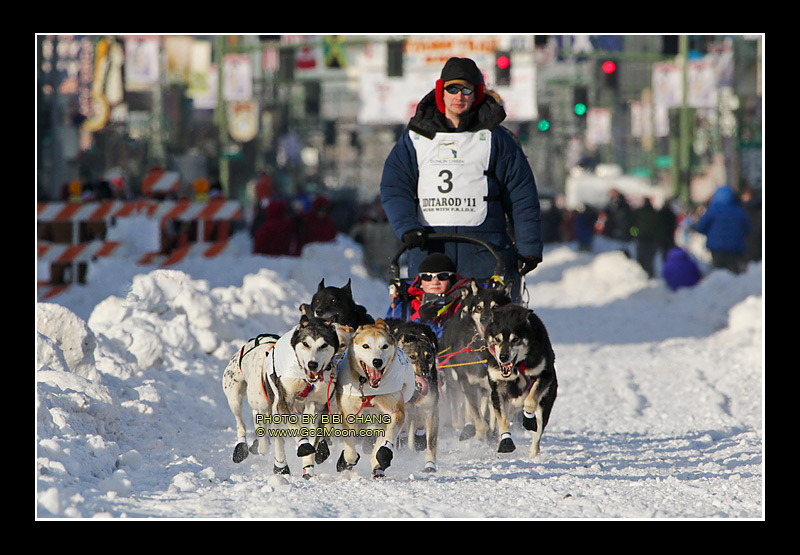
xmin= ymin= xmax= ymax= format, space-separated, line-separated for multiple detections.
xmin=483 ymin=304 xmax=557 ymax=458
xmin=300 ymin=278 xmax=375 ymax=328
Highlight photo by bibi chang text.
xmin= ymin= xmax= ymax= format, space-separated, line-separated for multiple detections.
xmin=254 ymin=413 xmax=390 ymax=438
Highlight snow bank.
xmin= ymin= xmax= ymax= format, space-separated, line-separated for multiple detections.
xmin=35 ymin=234 xmax=763 ymax=519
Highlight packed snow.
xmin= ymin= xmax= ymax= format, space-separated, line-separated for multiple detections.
xmin=36 ymin=233 xmax=763 ymax=519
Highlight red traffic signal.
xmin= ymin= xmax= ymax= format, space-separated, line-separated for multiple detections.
xmin=496 ymin=54 xmax=510 ymax=70
xmin=602 ymin=60 xmax=616 ymax=74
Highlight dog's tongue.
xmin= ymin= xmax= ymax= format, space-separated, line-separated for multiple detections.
xmin=368 ymin=366 xmax=382 ymax=387
xmin=415 ymin=375 xmax=429 ymax=396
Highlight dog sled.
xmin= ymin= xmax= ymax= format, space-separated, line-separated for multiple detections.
xmin=387 ymin=232 xmax=508 ymax=322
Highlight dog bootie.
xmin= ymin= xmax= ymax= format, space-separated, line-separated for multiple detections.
xmin=522 ymin=410 xmax=538 ymax=431
xmin=376 ymin=441 xmax=394 ymax=470
xmin=336 ymin=451 xmax=360 ymax=472
xmin=232 ymin=439 xmax=249 ymax=463
xmin=302 ymin=465 xmax=315 ymax=480
xmin=315 ymin=438 xmax=330 ymax=464
xmin=373 ymin=468 xmax=386 ymax=479
xmin=459 ymin=423 xmax=476 ymax=441
xmin=423 ymin=461 xmax=438 ymax=473
xmin=297 ymin=439 xmax=315 ymax=457
xmin=497 ymin=432 xmax=516 ymax=453
xmin=414 ymin=429 xmax=427 ymax=452
xmin=273 ymin=459 xmax=290 ymax=475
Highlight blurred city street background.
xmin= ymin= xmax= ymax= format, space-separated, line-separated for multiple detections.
xmin=36 ymin=34 xmax=763 ymax=289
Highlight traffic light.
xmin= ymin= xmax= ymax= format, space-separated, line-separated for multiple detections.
xmin=387 ymin=39 xmax=404 ymax=77
xmin=278 ymin=48 xmax=295 ymax=82
xmin=601 ymin=59 xmax=618 ymax=89
xmin=573 ymin=86 xmax=588 ymax=116
xmin=495 ymin=51 xmax=511 ymax=86
xmin=537 ymin=106 xmax=551 ymax=132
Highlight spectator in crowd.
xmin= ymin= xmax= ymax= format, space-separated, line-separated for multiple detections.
xmin=631 ymin=198 xmax=664 ymax=278
xmin=662 ymin=247 xmax=702 ymax=291
xmin=253 ymin=199 xmax=299 ymax=256
xmin=301 ymin=195 xmax=338 ymax=246
xmin=695 ymin=185 xmax=752 ymax=274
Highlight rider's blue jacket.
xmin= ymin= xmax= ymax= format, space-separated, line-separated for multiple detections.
xmin=380 ymin=89 xmax=543 ymax=288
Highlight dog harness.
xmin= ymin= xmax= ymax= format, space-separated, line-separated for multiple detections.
xmin=237 ymin=334 xmax=280 ymax=403
xmin=265 ymin=326 xmax=339 ymax=410
xmin=437 ymin=333 xmax=487 ymax=369
xmin=338 ymin=346 xmax=417 ymax=410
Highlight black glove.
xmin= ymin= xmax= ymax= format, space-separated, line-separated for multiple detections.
xmin=402 ymin=229 xmax=427 ymax=250
xmin=517 ymin=255 xmax=541 ymax=276
xmin=418 ymin=303 xmax=440 ymax=322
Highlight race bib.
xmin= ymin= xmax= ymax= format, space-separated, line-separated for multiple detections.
xmin=412 ymin=130 xmax=492 ymax=227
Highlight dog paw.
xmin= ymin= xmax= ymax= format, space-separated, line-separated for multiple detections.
xmin=376 ymin=445 xmax=394 ymax=470
xmin=302 ymin=465 xmax=315 ymax=479
xmin=249 ymin=438 xmax=261 ymax=455
xmin=423 ymin=461 xmax=438 ymax=473
xmin=315 ymin=439 xmax=330 ymax=464
xmin=336 ymin=451 xmax=360 ymax=472
xmin=373 ymin=468 xmax=386 ymax=479
xmin=498 ymin=436 xmax=516 ymax=453
xmin=459 ymin=423 xmax=476 ymax=441
xmin=273 ymin=462 xmax=291 ymax=475
xmin=522 ymin=411 xmax=538 ymax=431
xmin=414 ymin=433 xmax=427 ymax=452
xmin=297 ymin=439 xmax=316 ymax=457
xmin=232 ymin=442 xmax=249 ymax=463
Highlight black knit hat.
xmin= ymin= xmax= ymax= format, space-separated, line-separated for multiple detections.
xmin=418 ymin=253 xmax=456 ymax=274
xmin=440 ymin=57 xmax=484 ymax=87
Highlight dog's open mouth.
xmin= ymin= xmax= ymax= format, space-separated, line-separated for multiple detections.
xmin=315 ymin=310 xmax=339 ymax=323
xmin=489 ymin=345 xmax=516 ymax=378
xmin=306 ymin=369 xmax=323 ymax=382
xmin=499 ymin=360 xmax=516 ymax=378
xmin=360 ymin=361 xmax=383 ymax=388
xmin=415 ymin=374 xmax=429 ymax=396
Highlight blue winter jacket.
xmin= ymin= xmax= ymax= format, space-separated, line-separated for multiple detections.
xmin=380 ymin=90 xmax=542 ymax=286
xmin=695 ymin=186 xmax=752 ymax=255
xmin=662 ymin=247 xmax=702 ymax=291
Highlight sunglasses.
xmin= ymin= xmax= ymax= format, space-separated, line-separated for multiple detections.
xmin=419 ymin=271 xmax=454 ymax=282
xmin=444 ymin=85 xmax=474 ymax=96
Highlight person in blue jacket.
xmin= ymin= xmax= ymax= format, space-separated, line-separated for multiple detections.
xmin=380 ymin=57 xmax=543 ymax=301
xmin=695 ymin=185 xmax=752 ymax=274
xmin=662 ymin=247 xmax=702 ymax=291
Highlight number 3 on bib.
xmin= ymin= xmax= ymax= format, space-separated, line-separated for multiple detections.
xmin=412 ymin=130 xmax=492 ymax=227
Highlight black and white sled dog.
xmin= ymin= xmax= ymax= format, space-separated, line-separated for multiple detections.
xmin=389 ymin=320 xmax=440 ymax=473
xmin=222 ymin=316 xmax=345 ymax=477
xmin=335 ymin=319 xmax=416 ymax=478
xmin=483 ymin=304 xmax=557 ymax=458
xmin=266 ymin=316 xmax=352 ymax=479
xmin=439 ymin=279 xmax=513 ymax=441
xmin=300 ymin=278 xmax=375 ymax=328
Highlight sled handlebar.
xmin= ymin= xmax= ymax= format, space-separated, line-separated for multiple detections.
xmin=389 ymin=233 xmax=505 ymax=281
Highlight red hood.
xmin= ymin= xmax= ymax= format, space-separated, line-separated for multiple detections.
xmin=266 ymin=199 xmax=288 ymax=218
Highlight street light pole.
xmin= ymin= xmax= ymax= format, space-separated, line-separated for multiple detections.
xmin=677 ymin=34 xmax=691 ymax=205
xmin=215 ymin=35 xmax=230 ymax=198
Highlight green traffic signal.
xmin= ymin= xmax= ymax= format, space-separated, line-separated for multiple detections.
xmin=574 ymin=103 xmax=587 ymax=116
xmin=538 ymin=119 xmax=550 ymax=132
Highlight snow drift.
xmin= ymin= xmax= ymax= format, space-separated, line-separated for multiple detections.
xmin=36 ymin=235 xmax=763 ymax=519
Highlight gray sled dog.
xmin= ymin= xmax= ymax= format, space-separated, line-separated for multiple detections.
xmin=335 ymin=319 xmax=416 ymax=478
xmin=222 ymin=316 xmax=344 ymax=474
xmin=390 ymin=320 xmax=440 ymax=473
xmin=439 ymin=279 xmax=513 ymax=441
xmin=483 ymin=304 xmax=558 ymax=458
